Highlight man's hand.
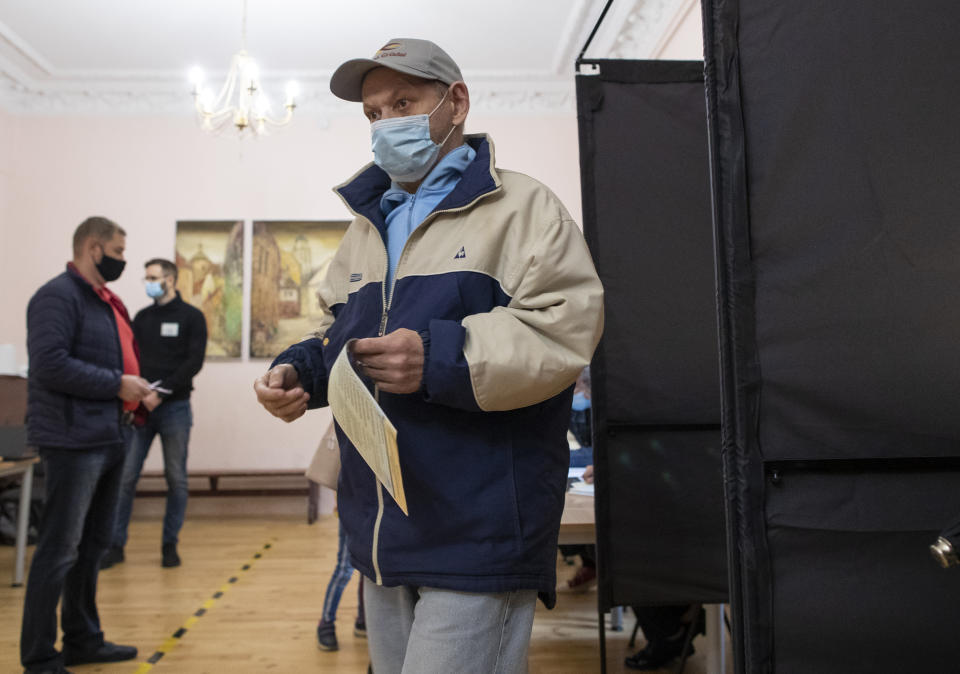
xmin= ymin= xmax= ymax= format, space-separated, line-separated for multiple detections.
xmin=143 ymin=390 xmax=163 ymax=412
xmin=119 ymin=375 xmax=152 ymax=402
xmin=582 ymin=465 xmax=594 ymax=484
xmin=253 ymin=363 xmax=310 ymax=423
xmin=352 ymin=328 xmax=424 ymax=394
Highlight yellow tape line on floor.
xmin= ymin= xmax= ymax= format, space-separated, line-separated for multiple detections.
xmin=131 ymin=541 xmax=274 ymax=673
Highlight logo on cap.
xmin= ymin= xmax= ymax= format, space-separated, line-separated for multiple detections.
xmin=375 ymin=42 xmax=403 ymax=57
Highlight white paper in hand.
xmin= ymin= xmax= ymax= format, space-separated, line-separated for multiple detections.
xmin=328 ymin=340 xmax=407 ymax=515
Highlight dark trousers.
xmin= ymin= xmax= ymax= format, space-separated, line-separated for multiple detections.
xmin=20 ymin=440 xmax=127 ymax=671
xmin=632 ymin=604 xmax=695 ymax=644
xmin=114 ymin=399 xmax=192 ymax=547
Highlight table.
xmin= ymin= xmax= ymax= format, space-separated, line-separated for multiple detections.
xmin=0 ymin=455 xmax=39 ymax=586
xmin=559 ymin=488 xmax=726 ymax=674
xmin=558 ymin=491 xmax=595 ymax=545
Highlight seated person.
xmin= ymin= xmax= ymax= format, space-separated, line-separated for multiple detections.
xmin=560 ymin=368 xmax=596 ymax=590
xmin=626 ymin=604 xmax=705 ymax=671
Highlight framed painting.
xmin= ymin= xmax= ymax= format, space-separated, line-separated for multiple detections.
xmin=250 ymin=220 xmax=350 ymax=358
xmin=175 ymin=220 xmax=244 ymax=358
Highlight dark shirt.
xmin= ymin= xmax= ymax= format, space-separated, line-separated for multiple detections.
xmin=133 ymin=292 xmax=207 ymax=401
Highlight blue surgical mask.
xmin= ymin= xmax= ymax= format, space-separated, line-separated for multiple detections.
xmin=572 ymin=392 xmax=591 ymax=411
xmin=145 ymin=281 xmax=165 ymax=299
xmin=370 ymin=91 xmax=457 ymax=183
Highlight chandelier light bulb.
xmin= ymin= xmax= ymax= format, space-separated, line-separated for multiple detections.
xmin=254 ymin=96 xmax=268 ymax=119
xmin=199 ymin=88 xmax=214 ymax=115
xmin=188 ymin=0 xmax=295 ymax=137
xmin=285 ymin=81 xmax=300 ymax=107
xmin=244 ymin=61 xmax=259 ymax=87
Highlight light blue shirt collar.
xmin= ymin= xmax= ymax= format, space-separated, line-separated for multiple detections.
xmin=379 ymin=143 xmax=477 ymax=292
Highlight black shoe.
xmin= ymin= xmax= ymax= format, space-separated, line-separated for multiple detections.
xmin=161 ymin=542 xmax=181 ymax=568
xmin=62 ymin=641 xmax=137 ymax=666
xmin=316 ymin=620 xmax=338 ymax=651
xmin=24 ymin=666 xmax=74 ymax=673
xmin=625 ymin=608 xmax=704 ymax=671
xmin=625 ymin=642 xmax=694 ymax=671
xmin=100 ymin=546 xmax=124 ymax=569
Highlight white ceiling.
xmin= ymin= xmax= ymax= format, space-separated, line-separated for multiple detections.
xmin=0 ymin=0 xmax=698 ymax=116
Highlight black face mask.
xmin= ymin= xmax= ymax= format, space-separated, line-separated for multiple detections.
xmin=95 ymin=248 xmax=126 ymax=282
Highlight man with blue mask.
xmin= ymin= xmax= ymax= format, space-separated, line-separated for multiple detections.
xmin=105 ymin=258 xmax=206 ymax=571
xmin=254 ymin=38 xmax=604 ymax=674
xmin=569 ymin=367 xmax=593 ymax=465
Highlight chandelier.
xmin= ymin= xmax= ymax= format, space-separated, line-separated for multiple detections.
xmin=189 ymin=0 xmax=299 ymax=136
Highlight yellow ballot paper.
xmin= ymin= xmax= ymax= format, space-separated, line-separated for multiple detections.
xmin=328 ymin=340 xmax=407 ymax=515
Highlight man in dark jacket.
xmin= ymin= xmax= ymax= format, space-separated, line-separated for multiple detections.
xmin=255 ymin=39 xmax=603 ymax=673
xmin=21 ymin=216 xmax=150 ymax=674
xmin=105 ymin=257 xmax=206 ymax=569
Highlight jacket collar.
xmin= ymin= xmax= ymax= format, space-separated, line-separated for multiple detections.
xmin=66 ymin=262 xmax=101 ymax=293
xmin=335 ymin=134 xmax=501 ymax=239
xmin=66 ymin=262 xmax=133 ymax=325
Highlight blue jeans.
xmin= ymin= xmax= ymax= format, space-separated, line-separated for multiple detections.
xmin=20 ymin=439 xmax=127 ymax=671
xmin=321 ymin=520 xmax=364 ymax=624
xmin=114 ymin=399 xmax=192 ymax=547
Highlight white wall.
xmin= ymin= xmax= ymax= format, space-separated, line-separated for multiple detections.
xmin=1 ymin=107 xmax=581 ymax=471
xmin=658 ymin=1 xmax=705 ymax=60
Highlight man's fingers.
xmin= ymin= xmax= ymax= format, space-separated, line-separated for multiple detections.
xmin=358 ymin=353 xmax=391 ymax=371
xmin=375 ymin=381 xmax=401 ymax=394
xmin=374 ymin=379 xmax=418 ymax=395
xmin=279 ymin=406 xmax=307 ymax=423
xmin=256 ymin=380 xmax=300 ymax=400
xmin=271 ymin=392 xmax=309 ymax=414
xmin=267 ymin=366 xmax=291 ymax=388
xmin=350 ymin=337 xmax=383 ymax=355
xmin=365 ymin=368 xmax=401 ymax=385
xmin=360 ymin=351 xmax=421 ymax=372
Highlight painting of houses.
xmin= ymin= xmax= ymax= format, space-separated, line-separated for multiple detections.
xmin=250 ymin=221 xmax=349 ymax=358
xmin=175 ymin=220 xmax=243 ymax=358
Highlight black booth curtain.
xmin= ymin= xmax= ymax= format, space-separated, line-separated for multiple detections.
xmin=576 ymin=60 xmax=727 ymax=612
xmin=703 ymin=1 xmax=960 ymax=672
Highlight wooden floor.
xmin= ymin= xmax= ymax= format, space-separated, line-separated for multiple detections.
xmin=1 ymin=499 xmax=730 ymax=673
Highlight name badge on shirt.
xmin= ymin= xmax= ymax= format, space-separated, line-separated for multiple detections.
xmin=161 ymin=322 xmax=180 ymax=337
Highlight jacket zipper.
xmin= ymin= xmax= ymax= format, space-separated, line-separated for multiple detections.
xmin=370 ymin=190 xmax=416 ymax=585
xmin=371 ymin=233 xmax=390 ymax=585
xmin=363 ymin=187 xmax=501 ymax=587
xmin=107 ymin=304 xmax=125 ymax=432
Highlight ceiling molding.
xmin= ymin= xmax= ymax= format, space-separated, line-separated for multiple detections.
xmin=551 ymin=0 xmax=612 ymax=75
xmin=0 ymin=73 xmax=576 ymax=118
xmin=0 ymin=2 xmax=689 ymax=117
xmin=0 ymin=18 xmax=56 ymax=79
xmin=649 ymin=0 xmax=700 ymax=58
xmin=580 ymin=0 xmax=693 ymax=61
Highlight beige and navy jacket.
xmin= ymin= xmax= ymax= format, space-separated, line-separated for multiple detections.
xmin=273 ymin=134 xmax=603 ymax=605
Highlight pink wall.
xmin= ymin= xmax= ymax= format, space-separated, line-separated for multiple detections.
xmin=1 ymin=107 xmax=582 ymax=471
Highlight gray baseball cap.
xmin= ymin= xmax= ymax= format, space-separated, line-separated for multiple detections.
xmin=329 ymin=38 xmax=464 ymax=102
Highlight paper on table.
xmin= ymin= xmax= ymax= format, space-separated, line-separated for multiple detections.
xmin=568 ymin=480 xmax=595 ymax=496
xmin=328 ymin=340 xmax=407 ymax=515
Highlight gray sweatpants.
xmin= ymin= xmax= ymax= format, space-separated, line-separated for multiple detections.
xmin=363 ymin=576 xmax=537 ymax=674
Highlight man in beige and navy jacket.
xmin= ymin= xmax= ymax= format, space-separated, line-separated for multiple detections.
xmin=254 ymin=38 xmax=603 ymax=674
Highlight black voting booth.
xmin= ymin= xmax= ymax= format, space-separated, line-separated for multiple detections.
xmin=703 ymin=1 xmax=960 ymax=672
xmin=576 ymin=59 xmax=728 ymax=665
